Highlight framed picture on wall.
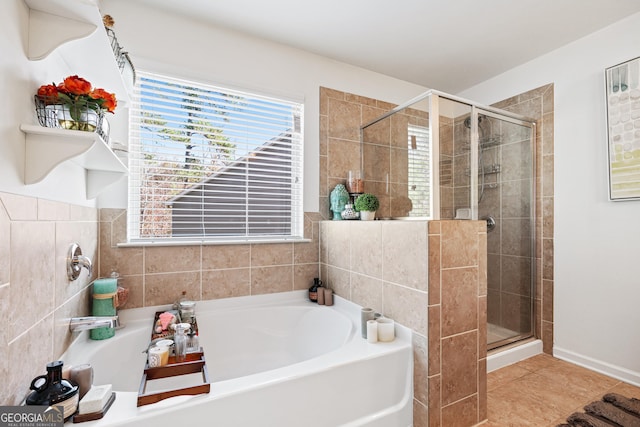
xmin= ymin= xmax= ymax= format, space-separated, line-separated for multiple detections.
xmin=605 ymin=56 xmax=640 ymax=201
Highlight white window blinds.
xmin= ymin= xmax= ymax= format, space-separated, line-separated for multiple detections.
xmin=128 ymin=72 xmax=304 ymax=242
xmin=408 ymin=125 xmax=430 ymax=217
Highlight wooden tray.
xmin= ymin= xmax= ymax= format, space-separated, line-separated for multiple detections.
xmin=137 ymin=351 xmax=210 ymax=407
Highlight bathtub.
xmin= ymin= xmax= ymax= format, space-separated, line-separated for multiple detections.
xmin=61 ymin=290 xmax=413 ymax=426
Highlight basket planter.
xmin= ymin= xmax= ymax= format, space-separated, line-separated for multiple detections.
xmin=35 ymin=95 xmax=109 ymax=142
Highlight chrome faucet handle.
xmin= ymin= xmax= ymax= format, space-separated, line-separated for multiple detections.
xmin=67 ymin=243 xmax=92 ymax=281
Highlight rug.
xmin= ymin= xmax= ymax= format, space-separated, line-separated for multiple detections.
xmin=557 ymin=393 xmax=640 ymax=427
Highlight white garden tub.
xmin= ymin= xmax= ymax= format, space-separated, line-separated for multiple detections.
xmin=62 ymin=290 xmax=413 ymax=426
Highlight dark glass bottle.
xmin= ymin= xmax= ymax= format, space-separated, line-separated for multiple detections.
xmin=309 ymin=277 xmax=322 ymax=302
xmin=26 ymin=360 xmax=79 ymax=421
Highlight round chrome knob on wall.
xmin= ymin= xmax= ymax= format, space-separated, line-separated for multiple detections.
xmin=481 ymin=215 xmax=496 ymax=232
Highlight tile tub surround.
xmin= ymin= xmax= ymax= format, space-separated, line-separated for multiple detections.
xmin=0 ymin=192 xmax=98 ymax=405
xmin=320 ymin=219 xmax=487 ymax=427
xmin=98 ymin=209 xmax=322 ymax=308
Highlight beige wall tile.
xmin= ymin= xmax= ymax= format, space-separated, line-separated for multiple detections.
xmin=0 ymin=192 xmax=37 ymax=220
xmin=202 ymin=244 xmax=250 ymax=270
xmin=7 ymin=315 xmax=55 ymax=405
xmin=325 ymin=265 xmax=350 ymax=300
xmin=349 ymin=222 xmax=382 ymax=279
xmin=145 ymin=246 xmax=200 ymax=274
xmin=326 ymin=221 xmax=350 ymax=270
xmin=250 ymin=243 xmax=293 ymax=267
xmin=428 ymin=234 xmax=441 ymax=305
xmin=202 ymin=268 xmax=250 ymax=300
xmin=294 ymin=240 xmax=318 ymax=264
xmin=382 ymin=282 xmax=427 ymax=336
xmin=99 ymin=222 xmax=143 ymax=276
xmin=145 ymin=271 xmax=201 ymax=306
xmin=0 ymin=284 xmax=9 ymax=403
xmin=0 ymin=203 xmax=10 ymax=285
xmin=53 ymin=287 xmax=90 ymax=359
xmin=251 ymin=265 xmax=293 ymax=295
xmin=382 ymin=221 xmax=428 ymax=290
xmin=328 ymin=138 xmax=361 ymax=181
xmin=119 ymin=274 xmax=144 ymax=309
xmin=293 ymin=263 xmax=319 ymax=291
xmin=328 ymin=98 xmax=361 ymax=141
xmin=38 ymin=198 xmax=70 ymax=221
xmin=9 ymin=221 xmax=55 ymax=341
xmin=413 ymin=332 xmax=428 ymax=405
xmin=350 ymin=272 xmax=382 ymax=313
xmin=70 ymin=204 xmax=98 ymax=221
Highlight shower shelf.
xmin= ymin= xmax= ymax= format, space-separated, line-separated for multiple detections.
xmin=465 ymin=164 xmax=501 ymax=177
xmin=460 ymin=136 xmax=502 ymax=151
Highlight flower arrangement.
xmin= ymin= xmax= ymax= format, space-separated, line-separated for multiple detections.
xmin=36 ymin=75 xmax=117 ymax=121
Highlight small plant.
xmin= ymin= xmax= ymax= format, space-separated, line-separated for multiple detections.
xmin=354 ymin=193 xmax=379 ymax=212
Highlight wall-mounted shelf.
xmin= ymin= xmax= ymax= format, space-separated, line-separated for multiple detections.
xmin=23 ymin=0 xmax=131 ymax=106
xmin=20 ymin=124 xmax=127 ymax=199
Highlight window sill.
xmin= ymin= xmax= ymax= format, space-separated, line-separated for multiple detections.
xmin=117 ymin=237 xmax=311 ymax=248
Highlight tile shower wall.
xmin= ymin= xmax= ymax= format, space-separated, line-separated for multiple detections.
xmin=0 ymin=192 xmax=98 ymax=405
xmin=98 ymin=209 xmax=321 ymax=308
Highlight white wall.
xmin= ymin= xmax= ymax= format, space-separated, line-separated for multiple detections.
xmin=0 ymin=1 xmax=99 ymax=206
xmin=461 ymin=12 xmax=640 ymax=385
xmin=99 ymin=0 xmax=426 ymax=212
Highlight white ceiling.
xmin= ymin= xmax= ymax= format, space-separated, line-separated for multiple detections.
xmin=132 ymin=0 xmax=640 ymax=93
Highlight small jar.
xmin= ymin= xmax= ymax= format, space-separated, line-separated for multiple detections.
xmin=179 ymin=300 xmax=196 ymax=324
xmin=341 ymin=204 xmax=359 ymax=220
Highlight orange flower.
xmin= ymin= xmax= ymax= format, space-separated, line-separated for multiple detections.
xmin=89 ymin=88 xmax=118 ymax=113
xmin=36 ymin=84 xmax=59 ymax=103
xmin=61 ymin=75 xmax=92 ymax=96
xmin=35 ymin=75 xmax=117 ymax=117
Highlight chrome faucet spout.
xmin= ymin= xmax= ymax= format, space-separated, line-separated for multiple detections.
xmin=69 ymin=316 xmax=119 ymax=332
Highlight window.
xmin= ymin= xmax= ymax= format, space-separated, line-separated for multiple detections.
xmin=407 ymin=125 xmax=430 ymax=217
xmin=128 ymin=72 xmax=304 ymax=243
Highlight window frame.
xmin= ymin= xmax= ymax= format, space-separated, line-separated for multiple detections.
xmin=126 ymin=71 xmax=305 ymax=245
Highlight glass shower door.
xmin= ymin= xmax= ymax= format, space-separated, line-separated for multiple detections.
xmin=477 ymin=111 xmax=535 ymax=350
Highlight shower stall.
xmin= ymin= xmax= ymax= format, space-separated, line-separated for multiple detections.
xmin=361 ymin=90 xmax=536 ymax=350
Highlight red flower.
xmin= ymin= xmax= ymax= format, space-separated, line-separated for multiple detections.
xmin=60 ymin=75 xmax=92 ymax=96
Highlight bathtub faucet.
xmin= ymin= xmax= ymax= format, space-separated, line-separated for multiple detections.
xmin=69 ymin=316 xmax=119 ymax=332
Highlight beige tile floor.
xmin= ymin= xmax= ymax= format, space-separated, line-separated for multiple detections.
xmin=484 ymin=353 xmax=640 ymax=426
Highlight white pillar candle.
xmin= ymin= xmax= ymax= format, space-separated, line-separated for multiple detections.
xmin=366 ymin=320 xmax=378 ymax=343
xmin=377 ymin=318 xmax=395 ymax=342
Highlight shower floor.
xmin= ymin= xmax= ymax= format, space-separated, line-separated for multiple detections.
xmin=488 ymin=323 xmax=519 ymax=345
